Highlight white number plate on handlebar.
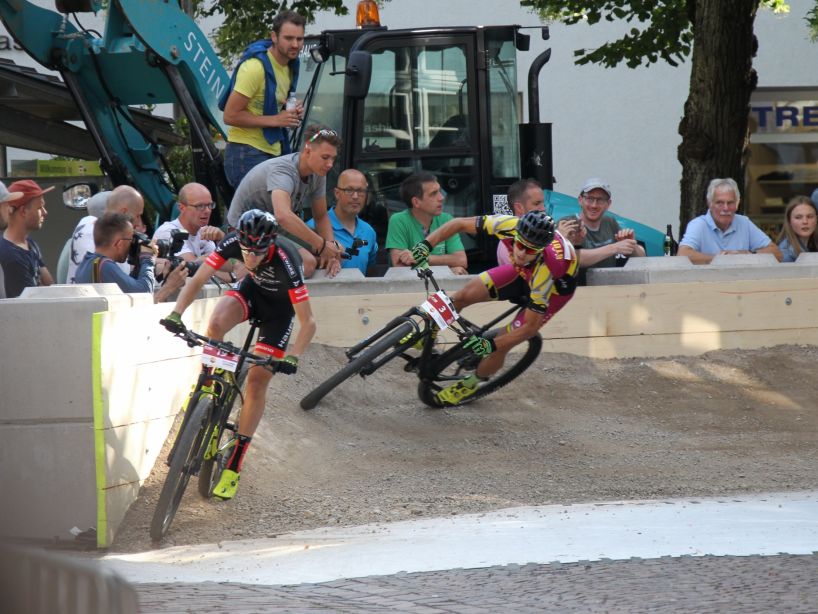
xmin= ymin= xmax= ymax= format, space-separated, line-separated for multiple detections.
xmin=201 ymin=344 xmax=240 ymax=372
xmin=420 ymin=291 xmax=459 ymax=330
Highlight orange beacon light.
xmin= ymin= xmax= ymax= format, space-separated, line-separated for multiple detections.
xmin=356 ymin=0 xmax=380 ymax=28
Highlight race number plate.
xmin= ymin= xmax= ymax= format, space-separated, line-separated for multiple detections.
xmin=201 ymin=344 xmax=240 ymax=372
xmin=420 ymin=291 xmax=459 ymax=330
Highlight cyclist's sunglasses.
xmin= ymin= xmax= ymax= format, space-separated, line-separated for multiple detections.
xmin=514 ymin=237 xmax=543 ymax=255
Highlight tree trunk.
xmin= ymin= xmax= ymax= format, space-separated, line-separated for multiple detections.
xmin=677 ymin=0 xmax=760 ymax=235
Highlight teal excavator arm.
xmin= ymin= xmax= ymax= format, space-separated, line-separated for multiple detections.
xmin=0 ymin=0 xmax=231 ymax=221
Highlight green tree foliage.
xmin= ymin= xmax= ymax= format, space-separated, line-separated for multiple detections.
xmin=191 ymin=0 xmax=347 ymax=61
xmin=520 ymin=0 xmax=792 ymax=230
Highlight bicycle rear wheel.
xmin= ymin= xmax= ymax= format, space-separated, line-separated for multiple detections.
xmin=418 ymin=333 xmax=542 ymax=408
xmin=300 ymin=321 xmax=415 ymax=410
xmin=150 ymin=398 xmax=210 ymax=541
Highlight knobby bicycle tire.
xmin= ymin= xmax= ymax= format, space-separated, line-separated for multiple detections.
xmin=300 ymin=321 xmax=415 ymax=410
xmin=150 ymin=398 xmax=210 ymax=541
xmin=198 ymin=366 xmax=247 ymax=498
xmin=418 ymin=333 xmax=543 ymax=408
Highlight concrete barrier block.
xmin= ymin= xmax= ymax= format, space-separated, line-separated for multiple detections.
xmin=710 ymin=253 xmax=779 ymax=266
xmin=622 ymin=256 xmax=695 ymax=270
xmin=794 ymin=252 xmax=818 ymax=265
xmin=0 ymin=423 xmax=96 ymax=541
xmin=0 ymin=299 xmax=108 ymax=421
xmin=586 ymin=268 xmax=648 ymax=286
xmin=310 ymin=267 xmax=366 ymax=281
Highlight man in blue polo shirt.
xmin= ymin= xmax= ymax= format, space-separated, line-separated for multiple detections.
xmin=307 ymin=168 xmax=377 ymax=275
xmin=678 ymin=177 xmax=782 ymax=264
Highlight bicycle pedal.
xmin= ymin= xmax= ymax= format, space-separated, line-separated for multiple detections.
xmin=224 ymin=422 xmax=237 ymax=432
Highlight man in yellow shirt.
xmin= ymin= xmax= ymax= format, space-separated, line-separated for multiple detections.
xmin=223 ymin=11 xmax=305 ymax=188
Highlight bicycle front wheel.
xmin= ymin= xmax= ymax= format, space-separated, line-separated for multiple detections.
xmin=418 ymin=333 xmax=543 ymax=408
xmin=300 ymin=321 xmax=415 ymax=410
xmin=198 ymin=367 xmax=246 ymax=498
xmin=150 ymin=398 xmax=210 ymax=541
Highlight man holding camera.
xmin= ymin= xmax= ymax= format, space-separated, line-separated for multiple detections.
xmin=67 ymin=185 xmax=144 ymax=284
xmin=153 ymin=182 xmax=235 ymax=283
xmin=74 ymin=212 xmax=157 ymax=293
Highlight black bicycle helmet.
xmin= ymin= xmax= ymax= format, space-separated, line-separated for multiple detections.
xmin=237 ymin=209 xmax=278 ymax=250
xmin=516 ymin=210 xmax=555 ymax=248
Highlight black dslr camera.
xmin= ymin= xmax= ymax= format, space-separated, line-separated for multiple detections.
xmin=127 ymin=231 xmax=153 ymax=267
xmin=155 ymin=229 xmax=200 ymax=276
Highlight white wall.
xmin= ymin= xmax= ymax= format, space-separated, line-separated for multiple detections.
xmin=308 ymin=0 xmax=818 ymax=232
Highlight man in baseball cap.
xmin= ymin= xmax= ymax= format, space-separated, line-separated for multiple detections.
xmin=0 ymin=179 xmax=55 ymax=297
xmin=567 ymin=177 xmax=645 ymax=274
xmin=0 ymin=181 xmax=24 ymax=298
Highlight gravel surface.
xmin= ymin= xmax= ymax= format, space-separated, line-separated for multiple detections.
xmin=111 ymin=344 xmax=818 ymax=552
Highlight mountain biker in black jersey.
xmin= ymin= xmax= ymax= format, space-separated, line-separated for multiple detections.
xmin=162 ymin=209 xmax=316 ymax=500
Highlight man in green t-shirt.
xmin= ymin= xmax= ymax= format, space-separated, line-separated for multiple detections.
xmin=223 ymin=11 xmax=305 ymax=188
xmin=385 ymin=171 xmax=468 ymax=275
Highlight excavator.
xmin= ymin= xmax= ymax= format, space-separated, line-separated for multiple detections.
xmin=0 ymin=0 xmax=662 ymax=264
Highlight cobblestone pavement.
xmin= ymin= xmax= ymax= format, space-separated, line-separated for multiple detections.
xmin=134 ymin=553 xmax=818 ymax=613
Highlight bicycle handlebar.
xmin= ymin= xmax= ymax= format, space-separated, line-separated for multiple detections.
xmin=159 ymin=320 xmax=278 ymax=369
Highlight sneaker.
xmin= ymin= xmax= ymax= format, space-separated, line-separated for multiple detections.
xmin=435 ymin=376 xmax=481 ymax=406
xmin=212 ymin=468 xmax=240 ymax=500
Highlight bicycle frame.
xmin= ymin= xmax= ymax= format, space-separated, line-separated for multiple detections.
xmin=166 ymin=321 xmax=260 ymax=467
xmin=347 ymin=269 xmax=526 ymax=382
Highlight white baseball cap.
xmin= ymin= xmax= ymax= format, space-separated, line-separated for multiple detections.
xmin=580 ymin=178 xmax=611 ymax=198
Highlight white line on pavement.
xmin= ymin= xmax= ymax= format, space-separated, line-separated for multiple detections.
xmin=102 ymin=490 xmax=818 ymax=585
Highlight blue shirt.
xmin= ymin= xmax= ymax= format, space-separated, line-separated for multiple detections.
xmin=75 ymin=251 xmax=155 ymax=293
xmin=679 ymin=211 xmax=771 ymax=255
xmin=307 ymin=207 xmax=378 ymax=275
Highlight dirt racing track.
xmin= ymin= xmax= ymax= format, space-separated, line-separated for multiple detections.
xmin=111 ymin=342 xmax=818 ymax=553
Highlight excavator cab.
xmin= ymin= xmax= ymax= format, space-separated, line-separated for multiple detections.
xmin=296 ymin=24 xmax=548 ymax=267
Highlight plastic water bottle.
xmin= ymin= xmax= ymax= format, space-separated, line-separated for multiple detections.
xmin=664 ymin=224 xmax=673 ymax=256
xmin=285 ymin=95 xmax=298 ymax=112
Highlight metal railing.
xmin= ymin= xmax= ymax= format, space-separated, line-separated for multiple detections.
xmin=0 ymin=542 xmax=139 ymax=614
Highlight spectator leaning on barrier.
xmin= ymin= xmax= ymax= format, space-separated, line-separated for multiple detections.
xmin=226 ymin=124 xmax=346 ymax=278
xmin=386 ymin=171 xmax=468 ymax=275
xmin=0 ymin=180 xmax=54 ymax=298
xmin=307 ymin=169 xmax=378 ymax=276
xmin=74 ymin=212 xmax=157 ymax=294
xmin=777 ymin=195 xmax=818 ymax=262
xmin=0 ymin=181 xmax=24 ymax=299
xmin=678 ymin=178 xmax=783 ymax=264
xmin=567 ymin=178 xmax=646 ymax=270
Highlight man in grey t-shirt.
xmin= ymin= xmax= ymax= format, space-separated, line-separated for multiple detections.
xmin=226 ymin=125 xmax=345 ymax=277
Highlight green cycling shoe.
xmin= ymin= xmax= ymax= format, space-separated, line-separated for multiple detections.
xmin=212 ymin=468 xmax=240 ymax=500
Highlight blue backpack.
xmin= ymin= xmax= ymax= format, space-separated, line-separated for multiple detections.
xmin=219 ymin=40 xmax=300 ymax=152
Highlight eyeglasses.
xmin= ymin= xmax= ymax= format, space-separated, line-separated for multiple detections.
xmin=183 ymin=201 xmax=216 ymax=211
xmin=308 ymin=128 xmax=338 ymax=142
xmin=117 ymin=234 xmax=135 ymax=245
xmin=337 ymin=187 xmax=368 ymax=197
xmin=514 ymin=237 xmax=543 ymax=255
xmin=240 ymin=245 xmax=269 ymax=256
xmin=581 ymin=195 xmax=610 ymax=205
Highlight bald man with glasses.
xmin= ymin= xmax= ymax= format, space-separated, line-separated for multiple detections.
xmin=154 ymin=182 xmax=235 ymax=282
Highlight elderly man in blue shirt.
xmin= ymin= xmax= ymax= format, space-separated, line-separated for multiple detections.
xmin=308 ymin=168 xmax=378 ymax=275
xmin=678 ymin=178 xmax=782 ymax=264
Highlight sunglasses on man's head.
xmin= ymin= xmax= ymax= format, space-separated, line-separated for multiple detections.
xmin=308 ymin=128 xmax=338 ymax=142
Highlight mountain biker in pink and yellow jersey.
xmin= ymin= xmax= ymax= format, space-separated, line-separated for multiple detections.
xmin=412 ymin=210 xmax=579 ymax=406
